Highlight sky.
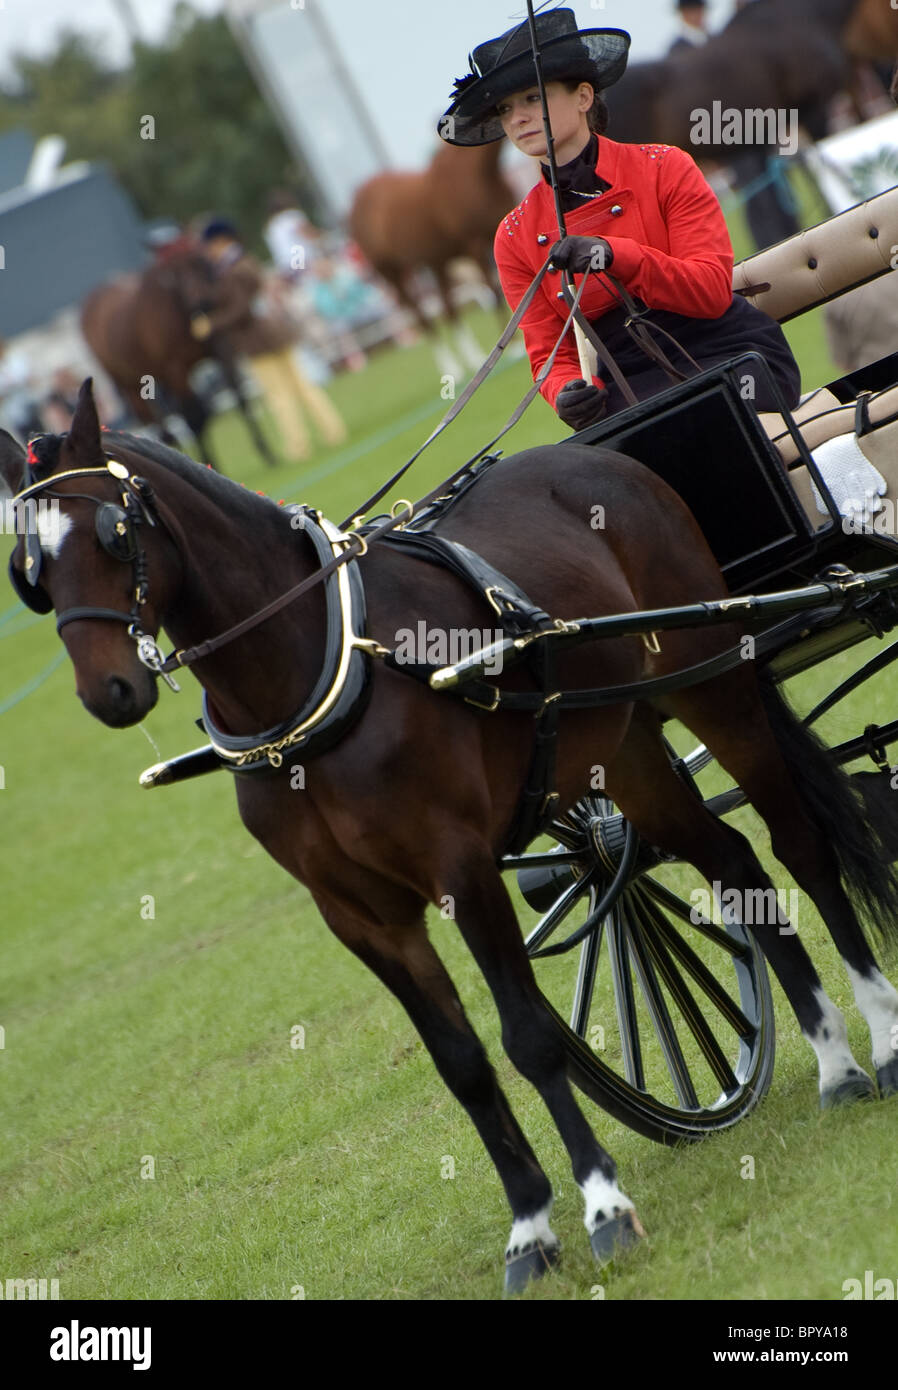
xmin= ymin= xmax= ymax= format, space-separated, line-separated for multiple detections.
xmin=0 ymin=0 xmax=739 ymax=170
xmin=0 ymin=1 xmax=736 ymax=78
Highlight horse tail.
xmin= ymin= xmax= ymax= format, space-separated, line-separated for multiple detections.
xmin=758 ymin=672 xmax=898 ymax=943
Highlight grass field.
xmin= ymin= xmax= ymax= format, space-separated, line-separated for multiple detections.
xmin=4 ymin=226 xmax=898 ymax=1305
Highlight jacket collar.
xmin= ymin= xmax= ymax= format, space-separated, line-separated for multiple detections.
xmin=539 ymin=133 xmax=612 ymax=201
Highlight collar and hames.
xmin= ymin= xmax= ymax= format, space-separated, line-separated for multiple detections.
xmin=197 ymin=509 xmax=374 ymax=772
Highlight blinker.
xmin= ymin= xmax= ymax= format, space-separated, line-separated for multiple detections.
xmin=8 ymin=550 xmax=52 ymax=614
xmin=95 ymin=502 xmax=138 ymax=562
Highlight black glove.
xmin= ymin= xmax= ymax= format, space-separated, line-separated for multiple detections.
xmin=548 ymin=235 xmax=614 ymax=275
xmin=556 ymin=379 xmax=609 ymax=431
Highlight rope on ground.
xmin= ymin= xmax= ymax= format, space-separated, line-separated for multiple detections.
xmin=0 ymin=609 xmax=42 ymax=640
xmin=0 ymin=648 xmax=67 ymax=716
xmin=0 ymin=598 xmax=25 ymax=629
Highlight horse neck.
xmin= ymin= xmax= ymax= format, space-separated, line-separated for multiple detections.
xmin=135 ymin=454 xmax=328 ymax=735
xmin=431 ymin=141 xmax=503 ymax=187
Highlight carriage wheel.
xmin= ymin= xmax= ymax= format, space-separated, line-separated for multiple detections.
xmin=502 ymin=750 xmax=775 ymax=1145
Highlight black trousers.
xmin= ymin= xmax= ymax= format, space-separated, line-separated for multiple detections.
xmin=593 ymin=295 xmax=802 ymax=418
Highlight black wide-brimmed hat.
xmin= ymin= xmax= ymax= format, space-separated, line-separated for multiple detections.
xmin=438 ymin=8 xmax=630 ymax=146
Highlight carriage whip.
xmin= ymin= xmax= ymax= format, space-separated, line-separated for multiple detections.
xmin=524 ymin=0 xmax=598 ymax=382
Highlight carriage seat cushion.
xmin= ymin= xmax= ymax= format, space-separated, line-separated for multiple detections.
xmin=732 ymin=188 xmax=898 ymax=325
xmin=759 ymin=384 xmax=898 ymax=466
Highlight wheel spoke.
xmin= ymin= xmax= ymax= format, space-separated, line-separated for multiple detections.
xmin=570 ymin=886 xmax=605 ymax=1037
xmin=502 ymin=849 xmax=583 ymax=871
xmin=607 ymin=906 xmax=645 ymax=1091
xmin=643 ymin=878 xmax=751 ymax=958
xmin=523 ymin=868 xmax=597 ymax=953
xmin=625 ymin=916 xmax=701 ymax=1109
xmin=639 ymin=887 xmax=753 ymax=1036
xmin=631 ymin=889 xmax=740 ymax=1093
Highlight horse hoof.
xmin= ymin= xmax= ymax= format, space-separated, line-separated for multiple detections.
xmin=589 ymin=1209 xmax=645 ymax=1266
xmin=820 ymin=1072 xmax=877 ymax=1109
xmin=503 ymin=1241 xmax=559 ymax=1295
xmin=876 ymin=1058 xmax=898 ymax=1097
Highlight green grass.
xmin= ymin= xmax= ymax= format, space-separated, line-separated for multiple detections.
xmin=2 ymin=251 xmax=897 ymax=1303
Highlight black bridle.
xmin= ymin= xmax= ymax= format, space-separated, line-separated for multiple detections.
xmin=7 ymin=447 xmax=181 ymax=691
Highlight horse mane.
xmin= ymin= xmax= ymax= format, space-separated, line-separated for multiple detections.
xmin=430 ymin=140 xmax=503 ymax=175
xmin=96 ymin=430 xmax=287 ymax=531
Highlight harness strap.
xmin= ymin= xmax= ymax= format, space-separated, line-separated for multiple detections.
xmin=597 ymin=273 xmax=697 ymax=384
xmin=560 ymin=282 xmax=638 ymax=405
xmin=455 ymin=611 xmax=832 ymax=714
xmin=375 ymin=529 xmax=556 ymax=640
xmin=504 ymin=638 xmax=562 ymax=855
xmin=57 ymin=607 xmax=134 ymax=632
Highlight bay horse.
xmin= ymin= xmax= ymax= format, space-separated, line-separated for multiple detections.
xmin=81 ymin=251 xmax=276 ymax=472
xmin=5 ymin=378 xmax=898 ymax=1293
xmin=349 ymin=141 xmax=517 ymax=378
xmin=605 ymin=0 xmax=889 ymax=249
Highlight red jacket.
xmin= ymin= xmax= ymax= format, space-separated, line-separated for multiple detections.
xmin=494 ymin=138 xmax=735 ymax=410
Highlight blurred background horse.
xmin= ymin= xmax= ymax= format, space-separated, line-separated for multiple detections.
xmin=349 ymin=140 xmax=517 ymax=379
xmin=605 ymin=0 xmax=898 ymax=249
xmin=81 ymin=249 xmax=275 ymax=470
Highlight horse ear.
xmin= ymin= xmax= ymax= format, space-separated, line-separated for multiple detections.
xmin=65 ymin=378 xmax=104 ymax=466
xmin=0 ymin=428 xmax=26 ymax=498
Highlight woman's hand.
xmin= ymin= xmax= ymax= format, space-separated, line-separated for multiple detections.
xmin=556 ymin=379 xmax=609 ymax=431
xmin=549 ymin=235 xmax=614 ymax=275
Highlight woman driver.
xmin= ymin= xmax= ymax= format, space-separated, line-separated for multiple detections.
xmin=438 ymin=8 xmax=801 ymax=430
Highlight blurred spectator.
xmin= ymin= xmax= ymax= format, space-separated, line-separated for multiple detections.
xmin=197 ymin=217 xmax=347 ymax=462
xmin=0 ymin=338 xmax=42 ymax=440
xmin=306 ymin=254 xmax=390 ymax=371
xmin=669 ymin=0 xmax=708 ymax=55
xmin=145 ymin=221 xmax=196 ymax=263
xmin=263 ymin=189 xmax=319 ymax=283
xmin=41 ymin=367 xmax=82 ymax=434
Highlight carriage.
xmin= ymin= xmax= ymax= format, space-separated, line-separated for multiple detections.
xmin=496 ymin=183 xmax=898 ymax=1144
xmin=8 ymin=183 xmax=898 ymax=1292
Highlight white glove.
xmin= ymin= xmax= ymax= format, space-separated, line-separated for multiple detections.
xmin=809 ymin=433 xmax=887 ymax=528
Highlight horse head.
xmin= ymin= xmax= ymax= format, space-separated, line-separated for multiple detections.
xmin=149 ymin=249 xmax=218 ymax=323
xmin=3 ymin=380 xmax=186 ymax=728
